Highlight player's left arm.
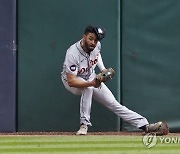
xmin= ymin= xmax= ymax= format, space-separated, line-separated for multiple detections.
xmin=97 ymin=53 xmax=106 ymax=72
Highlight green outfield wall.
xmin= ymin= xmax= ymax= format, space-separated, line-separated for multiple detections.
xmin=17 ymin=0 xmax=180 ymax=132
xmin=18 ymin=0 xmax=120 ymax=131
xmin=121 ymin=0 xmax=180 ymax=132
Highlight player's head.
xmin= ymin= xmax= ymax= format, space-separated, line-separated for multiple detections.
xmin=82 ymin=25 xmax=105 ymax=52
xmin=84 ymin=25 xmax=105 ymax=41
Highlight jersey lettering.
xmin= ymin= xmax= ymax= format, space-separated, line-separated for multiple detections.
xmin=78 ymin=57 xmax=98 ymax=74
xmin=90 ymin=58 xmax=98 ymax=65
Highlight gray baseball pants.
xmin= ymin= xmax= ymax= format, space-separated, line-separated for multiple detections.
xmin=61 ymin=76 xmax=149 ymax=128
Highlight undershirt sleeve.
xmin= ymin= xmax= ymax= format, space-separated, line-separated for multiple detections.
xmin=97 ymin=53 xmax=106 ymax=71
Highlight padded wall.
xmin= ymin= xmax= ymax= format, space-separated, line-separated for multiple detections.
xmin=18 ymin=0 xmax=120 ymax=131
xmin=122 ymin=0 xmax=180 ymax=132
xmin=0 ymin=0 xmax=16 ymax=132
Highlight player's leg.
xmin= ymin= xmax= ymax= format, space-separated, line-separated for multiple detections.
xmin=79 ymin=87 xmax=93 ymax=127
xmin=93 ymin=83 xmax=149 ymax=128
xmin=75 ymin=86 xmax=94 ymax=135
xmin=61 ymin=76 xmax=82 ymax=95
xmin=62 ymin=76 xmax=93 ymax=134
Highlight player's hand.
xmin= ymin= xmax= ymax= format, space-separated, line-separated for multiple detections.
xmin=91 ymin=78 xmax=101 ymax=88
xmin=101 ymin=68 xmax=107 ymax=73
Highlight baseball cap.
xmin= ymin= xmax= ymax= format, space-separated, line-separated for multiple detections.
xmin=93 ymin=26 xmax=106 ymax=41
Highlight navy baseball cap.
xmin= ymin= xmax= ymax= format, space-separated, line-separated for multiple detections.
xmin=93 ymin=27 xmax=106 ymax=41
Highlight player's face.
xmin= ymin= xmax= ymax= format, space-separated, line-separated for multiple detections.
xmin=83 ymin=33 xmax=98 ymax=52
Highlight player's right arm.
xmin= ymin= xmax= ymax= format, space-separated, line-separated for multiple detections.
xmin=66 ymin=73 xmax=100 ymax=88
xmin=65 ymin=49 xmax=100 ymax=88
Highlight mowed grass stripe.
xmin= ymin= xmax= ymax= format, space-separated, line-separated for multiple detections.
xmin=0 ymin=135 xmax=179 ymax=153
xmin=0 ymin=136 xmax=141 ymax=144
xmin=0 ymin=141 xmax=143 ymax=149
xmin=0 ymin=140 xmax=142 ymax=146
xmin=0 ymin=147 xmax=151 ymax=152
xmin=0 ymin=146 xmax=180 ymax=153
xmin=0 ymin=144 xmax=143 ymax=149
xmin=0 ymin=136 xmax=143 ymax=153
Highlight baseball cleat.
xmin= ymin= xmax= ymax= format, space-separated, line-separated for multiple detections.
xmin=76 ymin=124 xmax=88 ymax=135
xmin=145 ymin=121 xmax=163 ymax=133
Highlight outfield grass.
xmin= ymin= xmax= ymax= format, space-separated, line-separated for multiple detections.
xmin=0 ymin=135 xmax=179 ymax=154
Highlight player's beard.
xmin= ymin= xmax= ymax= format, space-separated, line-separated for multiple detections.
xmin=84 ymin=41 xmax=95 ymax=53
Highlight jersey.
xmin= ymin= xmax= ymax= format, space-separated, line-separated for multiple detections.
xmin=61 ymin=39 xmax=105 ymax=80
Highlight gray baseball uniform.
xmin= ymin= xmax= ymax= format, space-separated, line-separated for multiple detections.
xmin=61 ymin=39 xmax=149 ymax=128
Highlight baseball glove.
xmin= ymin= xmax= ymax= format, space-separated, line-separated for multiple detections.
xmin=96 ymin=68 xmax=115 ymax=83
xmin=156 ymin=122 xmax=169 ymax=136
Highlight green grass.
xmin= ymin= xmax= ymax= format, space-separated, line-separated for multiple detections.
xmin=0 ymin=135 xmax=179 ymax=154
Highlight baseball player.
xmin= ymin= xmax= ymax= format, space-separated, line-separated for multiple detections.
xmin=61 ymin=25 xmax=168 ymax=135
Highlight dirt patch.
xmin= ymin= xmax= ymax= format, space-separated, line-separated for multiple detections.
xmin=0 ymin=131 xmax=143 ymax=136
xmin=0 ymin=131 xmax=179 ymax=136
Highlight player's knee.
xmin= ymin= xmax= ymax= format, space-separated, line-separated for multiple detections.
xmin=82 ymin=87 xmax=94 ymax=93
